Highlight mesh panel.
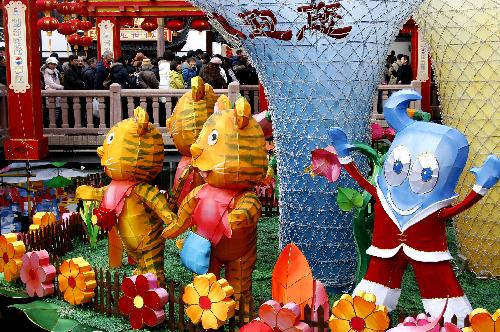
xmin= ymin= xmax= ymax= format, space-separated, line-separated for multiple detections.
xmin=415 ymin=1 xmax=500 ymax=277
xmin=190 ymin=0 xmax=424 ymax=291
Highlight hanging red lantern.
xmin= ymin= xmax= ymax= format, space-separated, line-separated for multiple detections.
xmin=67 ymin=18 xmax=82 ymax=30
xmin=35 ymin=0 xmax=57 ymax=16
xmin=191 ymin=19 xmax=211 ymax=31
xmin=119 ymin=17 xmax=134 ymax=27
xmin=37 ymin=17 xmax=59 ymax=35
xmin=57 ymin=21 xmax=78 ymax=36
xmin=70 ymin=1 xmax=82 ymax=16
xmin=166 ymin=19 xmax=185 ymax=32
xmin=68 ymin=33 xmax=82 ymax=46
xmin=141 ymin=18 xmax=158 ymax=37
xmin=78 ymin=20 xmax=93 ymax=32
xmin=57 ymin=1 xmax=74 ymax=17
xmin=80 ymin=36 xmax=93 ymax=49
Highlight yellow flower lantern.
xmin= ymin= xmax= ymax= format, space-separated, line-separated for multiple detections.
xmin=0 ymin=233 xmax=26 ymax=282
xmin=57 ymin=257 xmax=96 ymax=305
xmin=329 ymin=292 xmax=390 ymax=332
xmin=183 ymin=273 xmax=236 ymax=330
xmin=462 ymin=308 xmax=500 ymax=332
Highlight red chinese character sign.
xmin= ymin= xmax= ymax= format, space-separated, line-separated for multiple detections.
xmin=174 ymin=0 xmax=425 ymax=291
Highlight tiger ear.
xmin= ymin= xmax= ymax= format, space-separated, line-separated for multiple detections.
xmin=134 ymin=106 xmax=149 ymax=136
xmin=234 ymin=96 xmax=251 ymax=129
xmin=216 ymin=95 xmax=232 ymax=111
xmin=191 ymin=76 xmax=205 ymax=102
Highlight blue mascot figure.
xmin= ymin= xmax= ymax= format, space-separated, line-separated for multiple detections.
xmin=330 ymin=90 xmax=500 ymax=326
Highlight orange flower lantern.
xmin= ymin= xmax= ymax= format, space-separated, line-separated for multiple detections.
xmin=141 ymin=18 xmax=158 ymax=37
xmin=166 ymin=19 xmax=185 ymax=32
xmin=191 ymin=19 xmax=211 ymax=31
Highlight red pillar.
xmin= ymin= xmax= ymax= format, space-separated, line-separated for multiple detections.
xmin=96 ymin=17 xmax=121 ymax=59
xmin=2 ymin=0 xmax=48 ymax=160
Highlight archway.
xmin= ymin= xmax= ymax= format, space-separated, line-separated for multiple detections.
xmin=189 ymin=0 xmax=425 ymax=292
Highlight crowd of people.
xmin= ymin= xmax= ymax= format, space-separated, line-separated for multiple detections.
xmin=39 ymin=48 xmax=259 ymax=94
xmin=384 ymin=50 xmax=413 ymax=85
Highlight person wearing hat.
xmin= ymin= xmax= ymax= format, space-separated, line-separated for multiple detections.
xmin=41 ymin=57 xmax=64 ymax=126
xmin=200 ymin=56 xmax=227 ymax=89
xmin=138 ymin=58 xmax=160 ymax=89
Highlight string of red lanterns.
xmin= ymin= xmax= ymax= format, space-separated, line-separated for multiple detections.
xmin=141 ymin=17 xmax=159 ymax=37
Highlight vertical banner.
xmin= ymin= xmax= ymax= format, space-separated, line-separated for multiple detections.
xmin=98 ymin=20 xmax=114 ymax=56
xmin=416 ymin=30 xmax=429 ymax=82
xmin=5 ymin=1 xmax=30 ymax=93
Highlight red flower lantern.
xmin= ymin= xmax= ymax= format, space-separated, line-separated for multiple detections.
xmin=191 ymin=19 xmax=211 ymax=31
xmin=57 ymin=21 xmax=78 ymax=37
xmin=37 ymin=17 xmax=59 ymax=36
xmin=166 ymin=19 xmax=185 ymax=32
xmin=141 ymin=18 xmax=158 ymax=37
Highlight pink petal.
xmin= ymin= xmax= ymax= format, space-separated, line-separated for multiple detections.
xmin=26 ymin=279 xmax=37 ymax=297
xmin=276 ymin=303 xmax=301 ymax=330
xmin=311 ymin=280 xmax=329 ymax=323
xmin=136 ymin=273 xmax=158 ymax=296
xmin=142 ymin=307 xmax=165 ymax=327
xmin=34 ymin=250 xmax=50 ymax=267
xmin=37 ymin=264 xmax=56 ymax=283
xmin=371 ymin=123 xmax=384 ymax=141
xmin=36 ymin=282 xmax=54 ymax=297
xmin=258 ymin=300 xmax=281 ymax=328
xmin=443 ymin=323 xmax=461 ymax=332
xmin=294 ymin=321 xmax=312 ymax=332
xmin=240 ymin=320 xmax=273 ymax=332
xmin=20 ymin=253 xmax=33 ymax=283
xmin=310 ymin=147 xmax=341 ymax=183
xmin=121 ymin=276 xmax=138 ymax=297
xmin=144 ymin=288 xmax=168 ymax=310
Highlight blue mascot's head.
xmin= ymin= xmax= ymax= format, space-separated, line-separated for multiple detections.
xmin=377 ymin=90 xmax=469 ymax=228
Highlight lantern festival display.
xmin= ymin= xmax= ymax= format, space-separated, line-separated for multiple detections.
xmin=166 ymin=19 xmax=186 ymax=32
xmin=191 ymin=18 xmax=211 ymax=31
xmin=415 ymin=0 xmax=500 ymax=277
xmin=35 ymin=0 xmax=58 ymax=51
xmin=188 ymin=0 xmax=425 ymax=291
xmin=76 ymin=107 xmax=177 ymax=285
xmin=141 ymin=17 xmax=159 ymax=37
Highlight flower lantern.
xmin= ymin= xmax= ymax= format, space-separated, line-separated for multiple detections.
xmin=253 ymin=300 xmax=312 ymax=332
xmin=191 ymin=19 xmax=211 ymax=31
xmin=183 ymin=273 xmax=236 ymax=330
xmin=463 ymin=308 xmax=500 ymax=332
xmin=141 ymin=18 xmax=158 ymax=37
xmin=118 ymin=273 xmax=168 ymax=329
xmin=329 ymin=292 xmax=390 ymax=332
xmin=0 ymin=233 xmax=26 ymax=282
xmin=58 ymin=257 xmax=96 ymax=305
xmin=166 ymin=19 xmax=185 ymax=32
xmin=20 ymin=250 xmax=56 ymax=298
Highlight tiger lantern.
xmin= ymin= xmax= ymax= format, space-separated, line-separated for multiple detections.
xmin=76 ymin=107 xmax=177 ymax=285
xmin=162 ymin=95 xmax=268 ymax=305
xmin=166 ymin=77 xmax=219 ymax=210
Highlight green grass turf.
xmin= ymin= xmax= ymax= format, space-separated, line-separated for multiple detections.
xmin=2 ymin=216 xmax=499 ymax=331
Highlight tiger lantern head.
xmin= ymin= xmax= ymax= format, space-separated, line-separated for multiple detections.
xmin=166 ymin=77 xmax=218 ymax=156
xmin=190 ymin=95 xmax=268 ymax=189
xmin=97 ymin=107 xmax=164 ymax=182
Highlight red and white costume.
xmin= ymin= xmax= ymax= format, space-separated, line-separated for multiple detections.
xmin=339 ymin=157 xmax=486 ymax=326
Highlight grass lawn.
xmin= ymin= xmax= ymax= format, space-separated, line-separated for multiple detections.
xmin=2 ymin=216 xmax=499 ymax=331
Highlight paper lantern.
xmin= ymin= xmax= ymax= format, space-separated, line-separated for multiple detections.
xmin=188 ymin=0 xmax=425 ymax=292
xmin=415 ymin=0 xmax=500 ymax=277
xmin=56 ymin=1 xmax=74 ymax=17
xmin=166 ymin=19 xmax=186 ymax=32
xmin=255 ymin=301 xmax=311 ymax=332
xmin=119 ymin=17 xmax=134 ymax=27
xmin=191 ymin=19 xmax=210 ymax=31
xmin=166 ymin=77 xmax=218 ymax=207
xmin=35 ymin=0 xmax=57 ymax=16
xmin=329 ymin=292 xmax=390 ymax=332
xmin=68 ymin=33 xmax=82 ymax=50
xmin=78 ymin=20 xmax=93 ymax=32
xmin=163 ymin=96 xmax=266 ymax=305
xmin=20 ymin=250 xmax=56 ymax=297
xmin=32 ymin=211 xmax=56 ymax=227
xmin=183 ymin=274 xmax=236 ymax=330
xmin=37 ymin=16 xmax=59 ymax=36
xmin=118 ymin=274 xmax=168 ymax=329
xmin=57 ymin=257 xmax=96 ymax=305
xmin=463 ymin=308 xmax=500 ymax=332
xmin=0 ymin=233 xmax=26 ymax=282
xmin=141 ymin=17 xmax=158 ymax=37
xmin=57 ymin=21 xmax=78 ymax=36
xmin=80 ymin=35 xmax=93 ymax=50
xmin=75 ymin=107 xmax=176 ymax=285
xmin=67 ymin=18 xmax=82 ymax=30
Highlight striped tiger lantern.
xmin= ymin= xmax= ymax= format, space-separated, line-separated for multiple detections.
xmin=76 ymin=107 xmax=177 ymax=285
xmin=166 ymin=77 xmax=219 ymax=209
xmin=163 ymin=95 xmax=267 ymax=307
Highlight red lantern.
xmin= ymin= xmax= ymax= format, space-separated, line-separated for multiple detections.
xmin=35 ymin=0 xmax=57 ymax=15
xmin=57 ymin=21 xmax=78 ymax=36
xmin=37 ymin=17 xmax=59 ymax=35
xmin=78 ymin=20 xmax=93 ymax=32
xmin=80 ymin=36 xmax=93 ymax=49
xmin=67 ymin=18 xmax=82 ymax=30
xmin=67 ymin=33 xmax=82 ymax=46
xmin=57 ymin=1 xmax=74 ymax=17
xmin=119 ymin=17 xmax=134 ymax=27
xmin=191 ymin=19 xmax=211 ymax=31
xmin=166 ymin=19 xmax=185 ymax=32
xmin=141 ymin=18 xmax=158 ymax=37
xmin=70 ymin=2 xmax=82 ymax=15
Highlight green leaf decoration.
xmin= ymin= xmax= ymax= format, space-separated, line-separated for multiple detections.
xmin=337 ymin=187 xmax=364 ymax=212
xmin=50 ymin=161 xmax=67 ymax=168
xmin=9 ymin=300 xmax=95 ymax=332
xmin=0 ymin=286 xmax=30 ymax=298
xmin=353 ymin=142 xmax=382 ymax=166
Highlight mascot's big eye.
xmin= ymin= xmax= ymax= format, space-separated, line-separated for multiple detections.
xmin=207 ymin=129 xmax=218 ymax=146
xmin=384 ymin=145 xmax=411 ymax=186
xmin=107 ymin=132 xmax=115 ymax=144
xmin=409 ymin=153 xmax=439 ymax=194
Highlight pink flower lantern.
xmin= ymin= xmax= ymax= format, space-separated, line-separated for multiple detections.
xmin=118 ymin=273 xmax=168 ymax=329
xmin=20 ymin=250 xmax=56 ymax=297
xmin=256 ymin=300 xmax=311 ymax=332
